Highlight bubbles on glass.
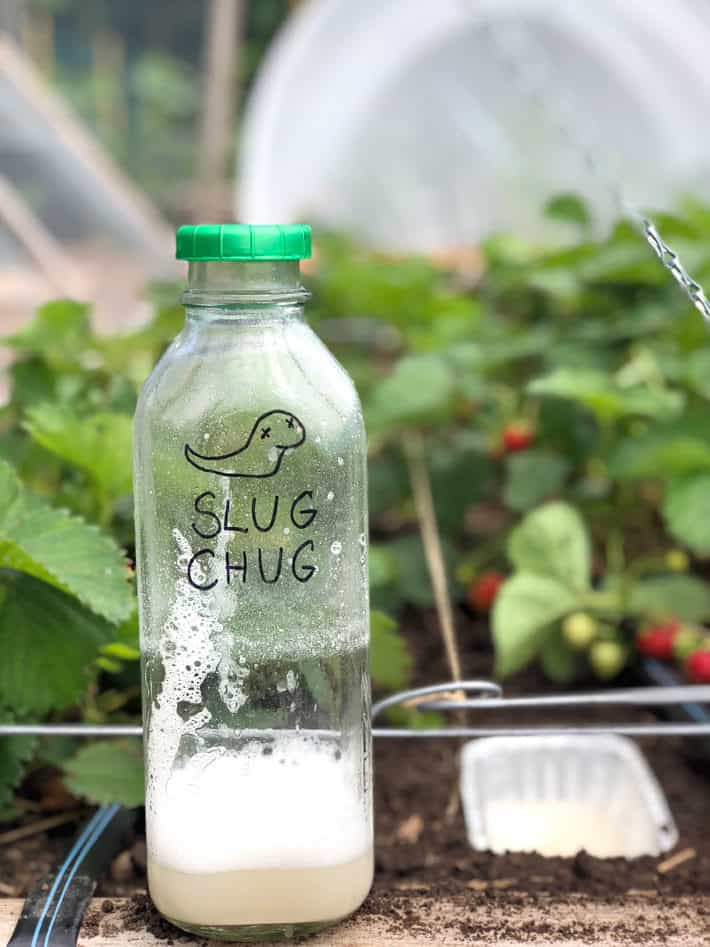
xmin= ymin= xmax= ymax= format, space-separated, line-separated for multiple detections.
xmin=330 ymin=541 xmax=343 ymax=555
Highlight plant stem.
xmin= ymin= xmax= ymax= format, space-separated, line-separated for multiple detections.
xmin=403 ymin=431 xmax=463 ymax=682
xmin=0 ymin=811 xmax=83 ymax=847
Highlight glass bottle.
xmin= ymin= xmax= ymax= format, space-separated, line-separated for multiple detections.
xmin=133 ymin=224 xmax=372 ymax=941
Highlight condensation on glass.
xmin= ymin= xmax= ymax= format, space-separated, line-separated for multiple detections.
xmin=133 ymin=236 xmax=372 ymax=941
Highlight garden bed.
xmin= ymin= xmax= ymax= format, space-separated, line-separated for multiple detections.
xmin=1 ymin=611 xmax=709 ymax=944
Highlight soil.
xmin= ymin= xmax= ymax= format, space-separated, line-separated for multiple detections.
xmin=1 ymin=607 xmax=710 ymax=943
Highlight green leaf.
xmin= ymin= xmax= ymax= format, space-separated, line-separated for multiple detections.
xmin=6 ymin=301 xmax=93 ymax=370
xmin=382 ymin=534 xmax=456 ymax=608
xmin=0 ymin=573 xmax=113 ymax=714
xmin=0 ymin=459 xmax=132 ymax=623
xmin=368 ymin=452 xmax=409 ymax=517
xmin=98 ymin=305 xmax=184 ymax=388
xmin=540 ymin=629 xmax=580 ymax=683
xmin=629 ymin=574 xmax=710 ymax=623
xmin=300 ymin=660 xmax=336 ymax=712
xmin=577 ymin=237 xmax=669 ymax=285
xmin=366 ymin=354 xmax=455 ymax=430
xmin=663 ymin=474 xmax=710 ymax=555
xmin=113 ymin=609 xmax=139 ymax=648
xmin=370 ymin=610 xmax=412 ymax=691
xmin=101 ymin=642 xmax=140 ymax=661
xmin=383 ymin=705 xmax=445 ymax=731
xmin=24 ymin=404 xmax=133 ymax=496
xmin=0 ymin=736 xmax=37 ymax=816
xmin=529 ymin=369 xmax=684 ymax=422
xmin=9 ymin=358 xmax=57 ymax=408
xmin=508 ymin=502 xmax=590 ymax=591
xmin=544 ymin=194 xmax=591 ymax=229
xmin=429 ymin=433 xmax=495 ymax=530
xmin=503 ymin=451 xmax=570 ymax=512
xmin=369 ymin=544 xmax=398 ymax=588
xmin=63 ymin=740 xmax=144 ymax=807
xmin=36 ymin=736 xmax=80 ymax=769
xmin=493 ymin=573 xmax=578 ymax=677
xmin=684 ymin=349 xmax=710 ymax=399
xmin=609 ymin=433 xmax=710 ymax=480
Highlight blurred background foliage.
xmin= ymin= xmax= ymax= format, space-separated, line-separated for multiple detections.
xmin=4 ymin=196 xmax=710 ymax=808
xmin=5 ymin=0 xmax=289 ymax=218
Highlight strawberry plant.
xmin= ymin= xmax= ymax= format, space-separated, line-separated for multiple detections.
xmin=3 ymin=195 xmax=710 ymax=814
xmin=492 ymin=500 xmax=710 ymax=682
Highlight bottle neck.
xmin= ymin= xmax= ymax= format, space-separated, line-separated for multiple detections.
xmin=181 ymin=260 xmax=309 ymax=311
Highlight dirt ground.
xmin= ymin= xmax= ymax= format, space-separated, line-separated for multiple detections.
xmin=1 ymin=608 xmax=709 ymax=942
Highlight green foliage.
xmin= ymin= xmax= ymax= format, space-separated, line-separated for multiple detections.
xmin=366 ymin=353 xmax=456 ymax=432
xmin=370 ymin=611 xmax=413 ymax=691
xmin=0 ymin=574 xmax=113 ymax=716
xmin=540 ymin=629 xmax=580 ymax=684
xmin=493 ymin=573 xmax=578 ymax=677
xmin=130 ymin=53 xmax=199 ymax=120
xmin=63 ymin=740 xmax=145 ymax=808
xmin=5 ymin=194 xmax=710 ymax=812
xmin=0 ymin=459 xmax=132 ymax=623
xmin=503 ymin=451 xmax=570 ymax=512
xmin=629 ymin=575 xmax=710 ymax=623
xmin=507 ymin=502 xmax=590 ymax=591
xmin=370 ymin=534 xmax=456 ymax=611
xmin=544 ymin=194 xmax=591 ymax=230
xmin=529 ymin=369 xmax=684 ymax=423
xmin=24 ymin=404 xmax=133 ymax=498
xmin=609 ymin=431 xmax=710 ymax=479
xmin=0 ymin=737 xmax=38 ymax=818
xmin=6 ymin=301 xmax=92 ymax=372
xmin=493 ymin=502 xmax=710 ymax=681
xmin=663 ymin=475 xmax=710 ymax=555
xmin=369 ymin=544 xmax=399 ymax=590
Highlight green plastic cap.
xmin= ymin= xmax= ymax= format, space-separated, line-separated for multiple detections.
xmin=176 ymin=224 xmax=311 ymax=261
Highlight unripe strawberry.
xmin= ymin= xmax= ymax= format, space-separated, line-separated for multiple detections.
xmin=590 ymin=641 xmax=626 ymax=680
xmin=685 ymin=649 xmax=710 ymax=683
xmin=562 ymin=613 xmax=598 ymax=651
xmin=636 ymin=621 xmax=681 ymax=661
xmin=672 ymin=627 xmax=701 ymax=663
xmin=502 ymin=421 xmax=534 ymax=453
xmin=455 ymin=560 xmax=478 ymax=586
xmin=468 ymin=571 xmax=506 ymax=611
xmin=664 ymin=549 xmax=690 ymax=573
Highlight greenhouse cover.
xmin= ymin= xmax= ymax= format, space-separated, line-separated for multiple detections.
xmin=240 ymin=0 xmax=710 ymax=251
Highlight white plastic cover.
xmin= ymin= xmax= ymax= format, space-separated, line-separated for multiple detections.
xmin=240 ymin=0 xmax=710 ymax=251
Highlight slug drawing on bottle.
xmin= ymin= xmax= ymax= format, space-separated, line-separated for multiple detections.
xmin=184 ymin=410 xmax=306 ymax=478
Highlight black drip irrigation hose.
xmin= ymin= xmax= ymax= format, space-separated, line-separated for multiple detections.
xmin=7 ymin=806 xmax=135 ymax=947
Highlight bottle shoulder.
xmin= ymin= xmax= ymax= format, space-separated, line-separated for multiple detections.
xmin=135 ymin=319 xmax=363 ymax=436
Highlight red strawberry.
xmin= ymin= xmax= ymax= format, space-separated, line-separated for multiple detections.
xmin=502 ymin=421 xmax=534 ymax=453
xmin=636 ymin=621 xmax=681 ymax=661
xmin=685 ymin=649 xmax=710 ymax=683
xmin=468 ymin=571 xmax=506 ymax=611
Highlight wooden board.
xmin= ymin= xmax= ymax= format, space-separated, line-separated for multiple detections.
xmin=1 ymin=895 xmax=709 ymax=946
